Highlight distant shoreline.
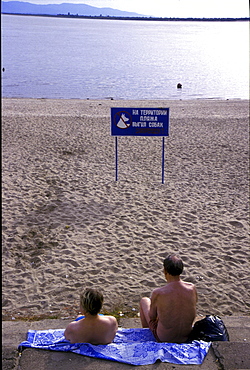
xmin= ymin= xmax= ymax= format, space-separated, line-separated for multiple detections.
xmin=2 ymin=12 xmax=250 ymax=22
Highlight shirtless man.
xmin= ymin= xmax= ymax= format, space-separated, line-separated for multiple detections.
xmin=140 ymin=254 xmax=197 ymax=343
xmin=64 ymin=288 xmax=118 ymax=344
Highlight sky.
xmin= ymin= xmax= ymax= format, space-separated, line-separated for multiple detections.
xmin=12 ymin=0 xmax=250 ymax=18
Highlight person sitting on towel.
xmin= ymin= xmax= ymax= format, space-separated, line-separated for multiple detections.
xmin=140 ymin=254 xmax=197 ymax=343
xmin=64 ymin=288 xmax=118 ymax=344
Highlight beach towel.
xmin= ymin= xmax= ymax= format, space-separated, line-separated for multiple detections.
xmin=18 ymin=328 xmax=210 ymax=365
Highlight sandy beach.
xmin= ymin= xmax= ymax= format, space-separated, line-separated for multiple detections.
xmin=2 ymin=98 xmax=249 ymax=321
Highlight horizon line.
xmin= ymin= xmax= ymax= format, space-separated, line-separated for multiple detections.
xmin=2 ymin=12 xmax=250 ymax=21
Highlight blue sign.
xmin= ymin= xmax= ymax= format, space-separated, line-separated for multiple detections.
xmin=111 ymin=108 xmax=169 ymax=136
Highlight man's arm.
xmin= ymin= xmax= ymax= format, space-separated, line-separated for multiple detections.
xmin=194 ymin=286 xmax=198 ymax=303
xmin=149 ymin=291 xmax=158 ymax=322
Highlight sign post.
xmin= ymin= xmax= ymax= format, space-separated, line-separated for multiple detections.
xmin=111 ymin=108 xmax=169 ymax=183
xmin=162 ymin=137 xmax=165 ymax=184
xmin=115 ymin=136 xmax=118 ymax=181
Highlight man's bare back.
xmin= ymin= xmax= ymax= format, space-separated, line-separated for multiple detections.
xmin=150 ymin=281 xmax=197 ymax=343
xmin=140 ymin=255 xmax=197 ymax=343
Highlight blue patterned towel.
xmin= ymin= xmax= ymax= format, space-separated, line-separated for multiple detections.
xmin=18 ymin=328 xmax=210 ymax=365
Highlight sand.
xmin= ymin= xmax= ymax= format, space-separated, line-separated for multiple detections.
xmin=2 ymin=98 xmax=250 ymax=321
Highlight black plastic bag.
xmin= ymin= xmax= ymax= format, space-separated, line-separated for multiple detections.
xmin=188 ymin=315 xmax=229 ymax=342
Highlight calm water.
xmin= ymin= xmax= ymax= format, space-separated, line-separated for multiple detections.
xmin=1 ymin=14 xmax=249 ymax=100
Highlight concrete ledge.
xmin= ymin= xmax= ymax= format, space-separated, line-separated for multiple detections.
xmin=212 ymin=342 xmax=250 ymax=370
xmin=16 ymin=347 xmax=219 ymax=370
xmin=2 ymin=316 xmax=250 ymax=370
xmin=2 ymin=347 xmax=19 ymax=370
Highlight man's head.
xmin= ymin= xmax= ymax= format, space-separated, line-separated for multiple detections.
xmin=163 ymin=254 xmax=184 ymax=276
xmin=80 ymin=288 xmax=103 ymax=315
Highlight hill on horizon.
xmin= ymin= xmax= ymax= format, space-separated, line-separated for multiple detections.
xmin=1 ymin=1 xmax=147 ymax=17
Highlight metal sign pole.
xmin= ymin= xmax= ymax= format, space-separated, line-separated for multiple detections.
xmin=111 ymin=107 xmax=169 ymax=183
xmin=115 ymin=136 xmax=118 ymax=181
xmin=162 ymin=137 xmax=165 ymax=184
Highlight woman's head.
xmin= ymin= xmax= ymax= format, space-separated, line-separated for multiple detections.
xmin=80 ymin=288 xmax=103 ymax=315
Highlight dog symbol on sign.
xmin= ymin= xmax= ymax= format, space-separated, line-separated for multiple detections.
xmin=116 ymin=113 xmax=131 ymax=129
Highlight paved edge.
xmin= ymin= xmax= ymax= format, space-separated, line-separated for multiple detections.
xmin=2 ymin=316 xmax=250 ymax=370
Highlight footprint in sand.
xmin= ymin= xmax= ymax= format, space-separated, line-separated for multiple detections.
xmin=228 ymin=220 xmax=244 ymax=228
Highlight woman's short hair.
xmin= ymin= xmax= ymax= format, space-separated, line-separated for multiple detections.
xmin=80 ymin=288 xmax=103 ymax=315
xmin=163 ymin=254 xmax=184 ymax=276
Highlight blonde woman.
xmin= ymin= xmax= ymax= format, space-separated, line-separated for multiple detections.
xmin=64 ymin=288 xmax=118 ymax=344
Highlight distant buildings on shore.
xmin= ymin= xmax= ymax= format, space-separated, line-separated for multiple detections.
xmin=2 ymin=12 xmax=250 ymax=22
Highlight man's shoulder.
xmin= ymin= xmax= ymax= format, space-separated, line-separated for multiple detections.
xmin=151 ymin=286 xmax=168 ymax=296
xmin=182 ymin=281 xmax=196 ymax=289
xmin=153 ymin=281 xmax=195 ymax=293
